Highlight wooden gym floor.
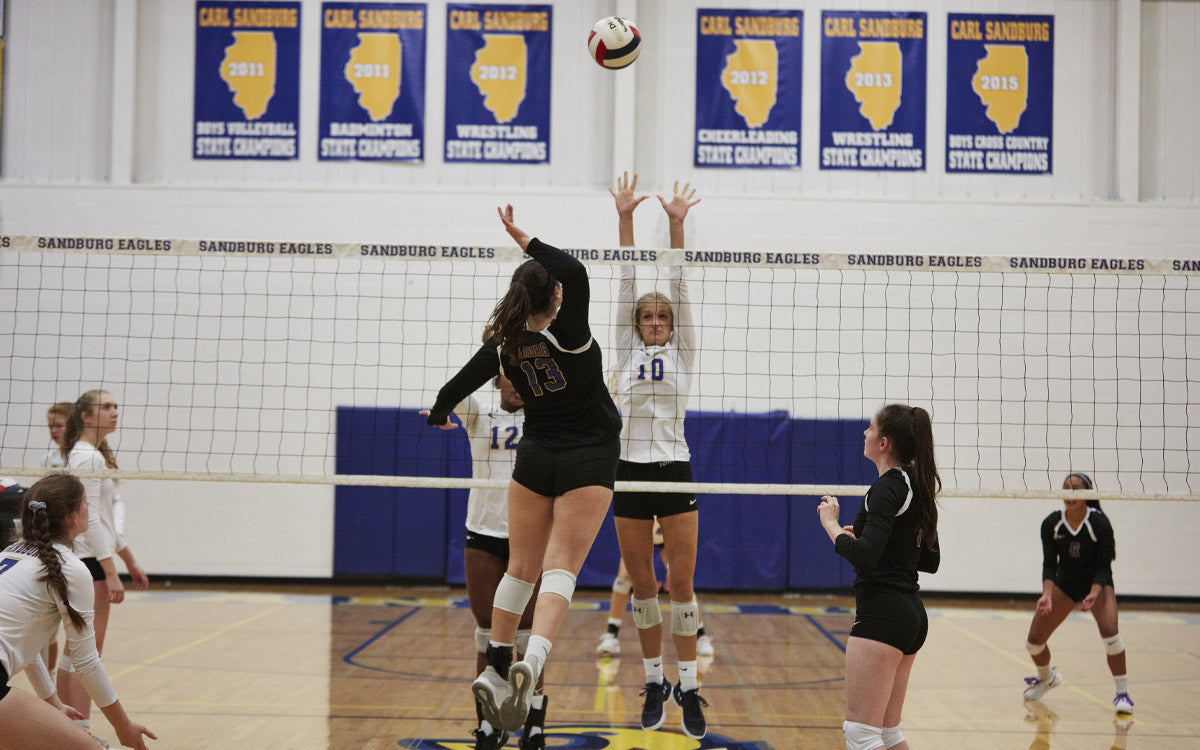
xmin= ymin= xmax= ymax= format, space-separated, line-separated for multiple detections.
xmin=14 ymin=584 xmax=1200 ymax=749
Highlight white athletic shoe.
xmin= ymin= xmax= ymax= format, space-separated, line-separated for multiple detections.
xmin=497 ymin=661 xmax=536 ymax=732
xmin=471 ymin=666 xmax=510 ymax=730
xmin=1113 ymin=692 xmax=1134 ymax=715
xmin=595 ymin=632 xmax=621 ymax=655
xmin=1023 ymin=668 xmax=1063 ymax=700
xmin=696 ymin=634 xmax=715 ymax=657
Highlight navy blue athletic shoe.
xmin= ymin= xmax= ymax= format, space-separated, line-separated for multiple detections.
xmin=673 ymin=682 xmax=709 ymax=739
xmin=640 ymin=678 xmax=671 ymax=730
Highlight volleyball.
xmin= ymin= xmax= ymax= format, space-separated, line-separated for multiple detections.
xmin=587 ymin=16 xmax=641 ymax=70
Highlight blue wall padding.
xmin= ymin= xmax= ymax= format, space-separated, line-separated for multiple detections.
xmin=787 ymin=416 xmax=876 ymax=588
xmin=334 ymin=407 xmax=455 ymax=579
xmin=335 ymin=406 xmax=875 ymax=589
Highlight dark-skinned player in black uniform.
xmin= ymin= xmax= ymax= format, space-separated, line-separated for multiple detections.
xmin=1021 ymin=472 xmax=1133 ymax=715
xmin=817 ymin=404 xmax=941 ymax=750
xmin=425 ymin=205 xmax=622 ymax=740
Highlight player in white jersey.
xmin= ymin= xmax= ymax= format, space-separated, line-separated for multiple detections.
xmin=37 ymin=401 xmax=74 ymax=679
xmin=57 ymin=390 xmax=148 ymax=732
xmin=40 ymin=401 xmax=72 ymax=469
xmin=423 ymin=338 xmax=546 ymax=750
xmin=604 ymin=173 xmax=710 ymax=740
xmin=0 ymin=472 xmax=156 ymax=749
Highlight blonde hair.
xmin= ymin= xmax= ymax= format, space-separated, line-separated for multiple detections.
xmin=633 ymin=292 xmax=674 ymax=344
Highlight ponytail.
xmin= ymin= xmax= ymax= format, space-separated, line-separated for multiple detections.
xmin=20 ymin=473 xmax=87 ymax=631
xmin=488 ymin=260 xmax=557 ymax=363
xmin=62 ymin=390 xmax=118 ymax=468
xmin=876 ymin=403 xmax=941 ymax=545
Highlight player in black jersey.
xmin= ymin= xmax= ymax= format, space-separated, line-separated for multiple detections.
xmin=1022 ymin=472 xmax=1133 ymax=715
xmin=425 ymin=205 xmax=621 ymax=737
xmin=818 ymin=404 xmax=941 ymax=750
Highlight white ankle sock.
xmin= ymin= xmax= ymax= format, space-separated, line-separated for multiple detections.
xmin=643 ymin=657 xmax=663 ymax=684
xmin=677 ymin=660 xmax=698 ymax=691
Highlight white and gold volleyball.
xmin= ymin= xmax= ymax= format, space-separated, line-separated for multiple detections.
xmin=587 ymin=16 xmax=641 ymax=70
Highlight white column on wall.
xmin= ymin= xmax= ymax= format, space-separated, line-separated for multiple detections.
xmin=110 ymin=0 xmax=138 ymax=185
xmin=611 ymin=1 xmax=638 ymax=174
xmin=1115 ymin=0 xmax=1141 ymax=202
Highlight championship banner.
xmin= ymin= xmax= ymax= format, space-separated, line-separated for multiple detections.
xmin=318 ymin=3 xmax=426 ymax=162
xmin=694 ymin=9 xmax=802 ymax=169
xmin=819 ymin=10 xmax=926 ymax=171
xmin=444 ymin=3 xmax=551 ymax=164
xmin=946 ymin=13 xmax=1053 ymax=174
xmin=194 ymin=1 xmax=301 ymax=160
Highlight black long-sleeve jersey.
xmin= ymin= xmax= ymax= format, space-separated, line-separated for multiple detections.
xmin=1040 ymin=507 xmax=1115 ymax=592
xmin=835 ymin=467 xmax=940 ymax=594
xmin=428 ymin=237 xmax=621 ymax=449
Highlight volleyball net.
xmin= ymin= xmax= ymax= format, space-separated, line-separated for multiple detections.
xmin=1 ymin=234 xmax=1196 ymax=501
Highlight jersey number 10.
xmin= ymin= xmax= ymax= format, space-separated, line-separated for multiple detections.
xmin=638 ymin=358 xmax=665 ymax=382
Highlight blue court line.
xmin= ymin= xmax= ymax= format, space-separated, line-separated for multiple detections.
xmin=342 ymin=608 xmax=423 ymax=673
xmin=805 ymin=613 xmax=849 ymax=653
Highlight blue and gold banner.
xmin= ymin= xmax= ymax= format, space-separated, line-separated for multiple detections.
xmin=194 ymin=1 xmax=301 ymax=160
xmin=946 ymin=13 xmax=1053 ymax=174
xmin=819 ymin=10 xmax=926 ymax=171
xmin=443 ymin=3 xmax=551 ymax=164
xmin=318 ymin=3 xmax=426 ymax=162
xmin=694 ymin=9 xmax=802 ymax=169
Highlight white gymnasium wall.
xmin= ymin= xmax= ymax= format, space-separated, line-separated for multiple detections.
xmin=1 ymin=0 xmax=1198 ymax=593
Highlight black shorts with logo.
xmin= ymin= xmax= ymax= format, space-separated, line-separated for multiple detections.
xmin=613 ymin=460 xmax=696 ymax=520
xmin=464 ymin=531 xmax=510 ymax=560
xmin=850 ymin=586 xmax=929 ymax=655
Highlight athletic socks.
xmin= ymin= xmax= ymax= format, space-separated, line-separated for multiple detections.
xmin=642 ymin=657 xmax=664 ymax=685
xmin=677 ymin=661 xmax=698 ymax=692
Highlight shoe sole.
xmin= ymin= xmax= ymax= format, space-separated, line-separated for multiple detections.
xmin=471 ymin=675 xmax=506 ymax=729
xmin=497 ymin=662 xmax=535 ymax=731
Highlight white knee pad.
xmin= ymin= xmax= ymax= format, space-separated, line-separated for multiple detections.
xmin=881 ymin=724 xmax=905 ymax=748
xmin=539 ymin=568 xmax=577 ymax=605
xmin=474 ymin=626 xmax=490 ymax=655
xmin=631 ymin=595 xmax=662 ymax=629
xmin=843 ymin=720 xmax=883 ymax=750
xmin=1026 ymin=640 xmax=1046 ymax=656
xmin=611 ymin=576 xmax=633 ymax=596
xmin=1103 ymin=634 xmax=1125 ymax=655
xmin=57 ymin=652 xmax=74 ymax=674
xmin=494 ymin=573 xmax=536 ymax=615
xmin=670 ymin=598 xmax=700 ymax=637
xmin=515 ymin=628 xmax=532 ymax=655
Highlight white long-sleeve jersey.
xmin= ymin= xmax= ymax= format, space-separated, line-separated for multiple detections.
xmin=454 ymin=395 xmax=524 ymax=539
xmin=68 ymin=441 xmax=118 ymax=562
xmin=614 ymin=265 xmax=696 ymax=463
xmin=41 ymin=447 xmax=66 ymax=468
xmin=0 ymin=541 xmax=118 ymax=706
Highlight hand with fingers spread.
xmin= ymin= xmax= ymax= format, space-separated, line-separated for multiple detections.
xmin=610 ymin=171 xmax=650 ymax=219
xmin=658 ymin=180 xmax=702 ymax=225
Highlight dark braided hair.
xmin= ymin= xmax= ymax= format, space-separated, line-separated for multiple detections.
xmin=20 ymin=473 xmax=87 ymax=630
xmin=875 ymin=403 xmax=941 ymax=545
xmin=62 ymin=389 xmax=119 ymax=469
xmin=488 ymin=260 xmax=558 ymax=364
